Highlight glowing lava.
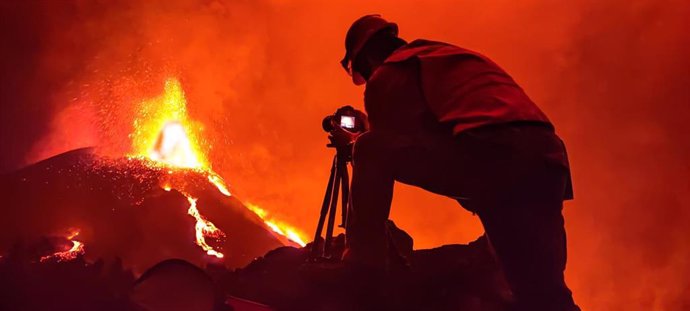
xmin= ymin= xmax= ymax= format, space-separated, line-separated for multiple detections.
xmin=40 ymin=229 xmax=85 ymax=262
xmin=246 ymin=203 xmax=307 ymax=247
xmin=186 ymin=195 xmax=225 ymax=258
xmin=150 ymin=121 xmax=201 ymax=168
xmin=129 ymin=78 xmax=307 ymax=258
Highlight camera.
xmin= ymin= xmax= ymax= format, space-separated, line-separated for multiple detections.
xmin=322 ymin=105 xmax=367 ymax=134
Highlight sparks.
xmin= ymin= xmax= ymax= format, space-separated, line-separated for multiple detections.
xmin=130 ymin=78 xmax=209 ymax=169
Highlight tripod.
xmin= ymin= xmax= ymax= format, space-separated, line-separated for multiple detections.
xmin=310 ymin=142 xmax=351 ymax=260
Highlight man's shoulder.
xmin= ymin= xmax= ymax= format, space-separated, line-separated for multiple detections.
xmin=385 ymin=39 xmax=479 ymax=63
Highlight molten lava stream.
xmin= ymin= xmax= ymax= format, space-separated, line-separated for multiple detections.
xmin=246 ymin=203 xmax=307 ymax=247
xmin=184 ymin=194 xmax=225 ymax=258
xmin=40 ymin=229 xmax=86 ymax=262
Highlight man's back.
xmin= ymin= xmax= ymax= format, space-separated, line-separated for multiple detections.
xmin=365 ymin=39 xmax=551 ymax=137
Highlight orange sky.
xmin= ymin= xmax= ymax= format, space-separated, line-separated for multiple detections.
xmin=1 ymin=0 xmax=689 ymax=310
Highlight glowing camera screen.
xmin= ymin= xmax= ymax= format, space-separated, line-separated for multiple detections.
xmin=340 ymin=116 xmax=356 ymax=129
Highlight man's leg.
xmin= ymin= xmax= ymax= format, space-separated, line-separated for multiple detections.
xmin=343 ymin=131 xmax=396 ymax=269
xmin=476 ymin=200 xmax=579 ymax=311
xmin=344 ymin=130 xmax=472 ymax=268
xmin=464 ymin=125 xmax=579 ymax=311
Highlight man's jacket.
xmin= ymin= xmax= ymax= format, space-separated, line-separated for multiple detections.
xmin=363 ymin=39 xmax=573 ymax=200
xmin=365 ymin=39 xmax=551 ymax=136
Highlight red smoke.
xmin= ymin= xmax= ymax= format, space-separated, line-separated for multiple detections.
xmin=1 ymin=1 xmax=688 ymax=310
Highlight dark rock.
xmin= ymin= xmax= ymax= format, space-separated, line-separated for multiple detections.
xmin=214 ymin=235 xmax=510 ymax=311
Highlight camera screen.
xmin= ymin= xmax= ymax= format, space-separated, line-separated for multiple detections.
xmin=340 ymin=116 xmax=356 ymax=129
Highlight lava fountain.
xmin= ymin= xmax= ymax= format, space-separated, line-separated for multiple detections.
xmin=127 ymin=78 xmax=305 ymax=259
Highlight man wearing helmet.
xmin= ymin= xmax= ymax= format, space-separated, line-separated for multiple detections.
xmin=339 ymin=14 xmax=580 ymax=311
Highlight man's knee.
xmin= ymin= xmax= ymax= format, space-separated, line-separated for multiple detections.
xmin=352 ymin=131 xmax=388 ymax=165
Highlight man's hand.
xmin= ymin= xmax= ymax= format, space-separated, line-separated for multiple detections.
xmin=329 ymin=125 xmax=361 ymax=148
xmin=327 ymin=106 xmax=369 ymax=161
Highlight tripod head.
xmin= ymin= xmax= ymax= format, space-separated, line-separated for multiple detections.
xmin=322 ymin=105 xmax=368 ymax=163
xmin=326 ymin=135 xmax=355 ymax=163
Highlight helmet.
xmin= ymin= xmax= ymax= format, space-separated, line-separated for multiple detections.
xmin=341 ymin=14 xmax=398 ymax=85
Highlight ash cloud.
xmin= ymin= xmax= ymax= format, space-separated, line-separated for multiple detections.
xmin=1 ymin=0 xmax=689 ymax=310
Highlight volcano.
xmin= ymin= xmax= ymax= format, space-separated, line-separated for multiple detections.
xmin=0 ymin=147 xmax=287 ymax=270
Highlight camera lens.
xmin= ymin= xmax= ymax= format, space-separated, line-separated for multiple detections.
xmin=322 ymin=115 xmax=335 ymax=132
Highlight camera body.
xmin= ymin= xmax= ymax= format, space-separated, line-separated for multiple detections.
xmin=322 ymin=105 xmax=367 ymax=134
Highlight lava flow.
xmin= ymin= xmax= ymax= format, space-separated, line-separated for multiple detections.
xmin=40 ymin=229 xmax=85 ymax=262
xmin=246 ymin=203 xmax=307 ymax=247
xmin=129 ymin=78 xmax=306 ymax=259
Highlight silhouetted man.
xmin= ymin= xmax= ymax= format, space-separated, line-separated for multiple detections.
xmin=339 ymin=15 xmax=580 ymax=311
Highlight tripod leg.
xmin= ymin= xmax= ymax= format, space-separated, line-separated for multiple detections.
xmin=311 ymin=156 xmax=337 ymax=259
xmin=339 ymin=161 xmax=350 ymax=229
xmin=324 ymin=162 xmax=342 ymax=257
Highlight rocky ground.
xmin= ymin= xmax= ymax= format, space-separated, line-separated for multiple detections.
xmin=0 ymin=232 xmax=511 ymax=311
